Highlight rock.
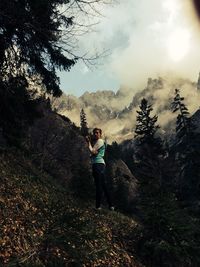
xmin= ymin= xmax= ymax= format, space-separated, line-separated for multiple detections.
xmin=107 ymin=159 xmax=138 ymax=213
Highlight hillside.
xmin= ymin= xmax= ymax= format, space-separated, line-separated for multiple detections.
xmin=0 ymin=149 xmax=143 ymax=267
xmin=1 ymin=1 xmax=200 ymax=266
xmin=0 ymin=95 xmax=200 ymax=267
xmin=1 ymin=97 xmax=200 ymax=267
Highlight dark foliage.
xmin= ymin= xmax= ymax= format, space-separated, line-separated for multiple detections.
xmin=80 ymin=108 xmax=89 ymax=137
xmin=171 ymin=89 xmax=200 ymax=203
xmin=0 ymin=0 xmax=77 ymax=96
xmin=193 ymin=0 xmax=200 ymax=19
xmin=105 ymin=141 xmax=121 ymax=161
xmin=171 ymin=89 xmax=191 ymax=139
xmin=135 ymin=98 xmax=160 ymax=145
xmin=0 ymin=76 xmax=41 ymax=146
xmin=133 ymin=98 xmax=200 ymax=267
xmin=0 ymin=0 xmax=105 ymax=146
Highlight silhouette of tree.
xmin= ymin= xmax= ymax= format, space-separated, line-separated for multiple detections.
xmin=171 ymin=88 xmax=200 ymax=202
xmin=172 ymin=89 xmax=191 ymax=140
xmin=135 ymin=98 xmax=159 ymax=145
xmin=106 ymin=141 xmax=121 ymax=160
xmin=134 ymin=97 xmax=200 ymax=267
xmin=134 ymin=97 xmax=163 ymax=192
xmin=0 ymin=0 xmax=109 ymax=144
xmin=80 ymin=108 xmax=89 ymax=137
xmin=0 ymin=0 xmax=110 ymax=96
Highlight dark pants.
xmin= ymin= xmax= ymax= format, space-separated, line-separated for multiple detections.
xmin=92 ymin=163 xmax=112 ymax=208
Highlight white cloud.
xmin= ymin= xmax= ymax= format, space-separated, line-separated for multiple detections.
xmin=108 ymin=0 xmax=200 ymax=89
xmin=77 ymin=0 xmax=200 ymax=91
xmin=60 ymin=0 xmax=200 ymax=96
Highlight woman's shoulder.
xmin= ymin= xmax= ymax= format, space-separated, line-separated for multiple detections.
xmin=96 ymin=138 xmax=104 ymax=145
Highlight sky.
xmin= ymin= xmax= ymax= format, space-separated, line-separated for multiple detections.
xmin=58 ymin=0 xmax=200 ymax=97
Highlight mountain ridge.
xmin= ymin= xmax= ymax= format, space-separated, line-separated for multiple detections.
xmin=54 ymin=75 xmax=200 ymax=143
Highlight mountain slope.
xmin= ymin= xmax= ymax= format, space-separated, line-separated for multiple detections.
xmin=0 ymin=150 xmax=143 ymax=267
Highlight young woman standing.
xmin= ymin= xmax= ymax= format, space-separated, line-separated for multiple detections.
xmin=86 ymin=128 xmax=114 ymax=210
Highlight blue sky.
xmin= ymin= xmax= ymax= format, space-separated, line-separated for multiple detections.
xmin=58 ymin=63 xmax=120 ymax=97
xmin=58 ymin=0 xmax=200 ymax=97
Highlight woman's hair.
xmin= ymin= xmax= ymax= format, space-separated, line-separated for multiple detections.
xmin=93 ymin=128 xmax=102 ymax=135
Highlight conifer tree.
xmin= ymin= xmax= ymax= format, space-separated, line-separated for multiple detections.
xmin=134 ymin=98 xmax=165 ymax=231
xmin=134 ymin=98 xmax=200 ymax=267
xmin=0 ymin=0 xmax=108 ymax=96
xmin=134 ymin=98 xmax=162 ymax=191
xmin=171 ymin=89 xmax=200 ymax=201
xmin=135 ymin=98 xmax=159 ymax=143
xmin=172 ymin=89 xmax=191 ymax=140
xmin=80 ymin=108 xmax=89 ymax=137
xmin=135 ymin=98 xmax=162 ymax=155
xmin=0 ymin=0 xmax=107 ymax=145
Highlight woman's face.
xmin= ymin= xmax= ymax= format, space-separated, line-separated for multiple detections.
xmin=93 ymin=130 xmax=101 ymax=140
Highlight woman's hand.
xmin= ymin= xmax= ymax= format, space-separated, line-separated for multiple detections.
xmin=85 ymin=136 xmax=90 ymax=143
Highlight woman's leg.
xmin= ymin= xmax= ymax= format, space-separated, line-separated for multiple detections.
xmin=98 ymin=164 xmax=113 ymax=208
xmin=92 ymin=164 xmax=103 ymax=208
xmin=93 ymin=163 xmax=113 ymax=208
xmin=101 ymin=172 xmax=113 ymax=208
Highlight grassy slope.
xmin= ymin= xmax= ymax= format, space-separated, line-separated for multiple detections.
xmin=0 ymin=150 xmax=144 ymax=267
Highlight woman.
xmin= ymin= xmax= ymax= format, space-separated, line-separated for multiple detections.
xmin=86 ymin=128 xmax=114 ymax=210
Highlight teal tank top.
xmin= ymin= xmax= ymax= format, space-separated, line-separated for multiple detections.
xmin=91 ymin=143 xmax=105 ymax=164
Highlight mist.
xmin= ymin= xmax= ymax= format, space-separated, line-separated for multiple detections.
xmin=58 ymin=0 xmax=200 ymax=142
xmin=60 ymin=0 xmax=200 ymax=97
xmin=106 ymin=0 xmax=200 ymax=91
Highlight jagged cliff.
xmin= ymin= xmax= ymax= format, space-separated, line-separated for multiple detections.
xmin=54 ymin=76 xmax=200 ymax=143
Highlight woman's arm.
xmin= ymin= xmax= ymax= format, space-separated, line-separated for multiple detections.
xmin=86 ymin=138 xmax=104 ymax=155
xmin=88 ymin=142 xmax=98 ymax=155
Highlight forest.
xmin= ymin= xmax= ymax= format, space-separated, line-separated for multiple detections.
xmin=0 ymin=0 xmax=200 ymax=267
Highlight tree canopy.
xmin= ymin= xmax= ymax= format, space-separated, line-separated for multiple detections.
xmin=0 ymin=0 xmax=110 ymax=96
xmin=0 ymin=0 xmax=110 ymax=144
xmin=80 ymin=108 xmax=89 ymax=136
xmin=135 ymin=98 xmax=159 ymax=144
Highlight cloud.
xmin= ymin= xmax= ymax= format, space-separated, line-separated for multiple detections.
xmin=106 ymin=0 xmax=200 ymax=90
xmin=60 ymin=0 xmax=200 ymax=97
xmin=58 ymin=0 xmax=200 ymax=142
xmin=58 ymin=75 xmax=200 ymax=143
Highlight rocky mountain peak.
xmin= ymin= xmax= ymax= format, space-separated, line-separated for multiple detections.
xmin=53 ymin=75 xmax=200 ymax=143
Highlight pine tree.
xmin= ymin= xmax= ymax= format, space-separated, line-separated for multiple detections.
xmin=135 ymin=98 xmax=159 ymax=144
xmin=0 ymin=0 xmax=106 ymax=145
xmin=80 ymin=108 xmax=89 ymax=137
xmin=134 ymin=98 xmax=200 ymax=267
xmin=134 ymin=98 xmax=163 ymax=193
xmin=171 ymin=89 xmax=200 ymax=202
xmin=172 ymin=89 xmax=191 ymax=140
xmin=134 ymin=98 xmax=165 ymax=230
xmin=134 ymin=98 xmax=162 ymax=162
xmin=0 ymin=0 xmax=107 ymax=96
